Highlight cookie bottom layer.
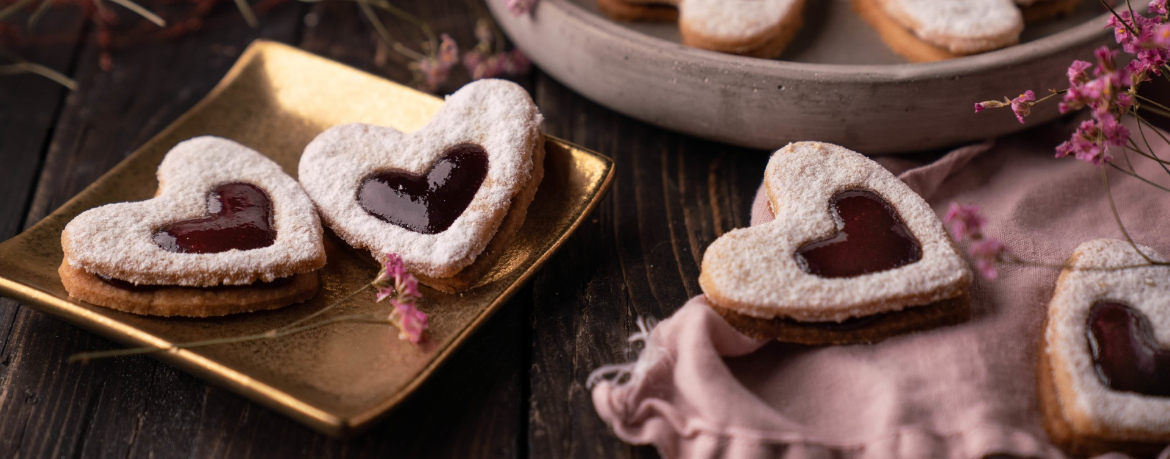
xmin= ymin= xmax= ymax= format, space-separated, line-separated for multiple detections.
xmin=852 ymin=0 xmax=966 ymax=62
xmin=416 ymin=138 xmax=547 ymax=293
xmin=596 ymin=0 xmax=678 ymax=22
xmin=59 ymin=261 xmax=319 ymax=317
xmin=596 ymin=0 xmax=804 ymax=59
xmin=1020 ymin=0 xmax=1081 ymax=24
xmin=1037 ymin=330 xmax=1170 ymax=458
xmin=710 ymin=293 xmax=970 ymax=345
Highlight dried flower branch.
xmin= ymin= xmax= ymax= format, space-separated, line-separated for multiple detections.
xmin=972 ymin=0 xmax=1170 ymax=273
xmin=67 ymin=252 xmax=429 ymax=362
xmin=0 ymin=46 xmax=76 ymax=88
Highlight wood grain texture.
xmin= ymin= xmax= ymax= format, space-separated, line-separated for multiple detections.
xmin=0 ymin=1 xmax=771 ymax=457
xmin=525 ymin=75 xmax=766 ymax=459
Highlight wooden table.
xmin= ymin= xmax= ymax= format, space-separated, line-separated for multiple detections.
xmin=0 ymin=1 xmax=771 ymax=456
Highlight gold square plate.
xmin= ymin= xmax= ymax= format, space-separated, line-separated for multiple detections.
xmin=0 ymin=40 xmax=613 ymax=437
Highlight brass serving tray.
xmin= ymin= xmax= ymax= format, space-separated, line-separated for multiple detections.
xmin=0 ymin=40 xmax=613 ymax=437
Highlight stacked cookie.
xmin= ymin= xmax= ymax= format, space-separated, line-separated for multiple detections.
xmin=599 ymin=0 xmax=1082 ymax=61
xmin=699 ymin=142 xmax=973 ymax=344
xmin=59 ymin=79 xmax=544 ymax=316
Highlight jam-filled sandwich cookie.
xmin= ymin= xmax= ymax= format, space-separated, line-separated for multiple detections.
xmin=60 ymin=137 xmax=327 ymax=317
xmin=1039 ymin=239 xmax=1170 ymax=457
xmin=299 ymin=79 xmax=543 ymax=294
xmin=698 ymin=142 xmax=972 ymax=345
xmin=596 ymin=0 xmax=806 ymax=58
xmin=853 ymin=0 xmax=1024 ymax=62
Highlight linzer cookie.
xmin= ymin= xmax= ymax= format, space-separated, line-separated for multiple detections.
xmin=298 ymin=79 xmax=544 ymax=293
xmin=854 ymin=0 xmax=1024 ymax=62
xmin=698 ymin=142 xmax=972 ymax=345
xmin=597 ymin=0 xmax=807 ymax=58
xmin=1039 ymin=239 xmax=1170 ymax=457
xmin=60 ymin=137 xmax=327 ymax=317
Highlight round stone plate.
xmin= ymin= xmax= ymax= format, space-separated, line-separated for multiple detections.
xmin=488 ymin=0 xmax=1115 ymax=154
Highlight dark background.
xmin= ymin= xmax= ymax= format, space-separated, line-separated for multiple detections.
xmin=0 ymin=0 xmax=774 ymax=456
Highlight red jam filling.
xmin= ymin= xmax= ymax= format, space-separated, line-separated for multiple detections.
xmin=357 ymin=143 xmax=488 ymax=235
xmin=152 ymin=182 xmax=276 ymax=253
xmin=95 ymin=273 xmax=293 ymax=292
xmin=1087 ymin=301 xmax=1170 ymax=396
xmin=795 ymin=190 xmax=922 ymax=278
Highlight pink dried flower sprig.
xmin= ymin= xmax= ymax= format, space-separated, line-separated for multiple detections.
xmin=974 ymin=0 xmax=1170 ymax=168
xmin=68 ymin=252 xmax=430 ymax=362
xmin=373 ymin=253 xmax=428 ymax=344
xmin=944 ymin=203 xmax=1004 ymax=280
xmin=463 ymin=18 xmax=532 ymax=81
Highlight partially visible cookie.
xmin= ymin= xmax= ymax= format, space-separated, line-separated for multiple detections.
xmin=597 ymin=0 xmax=807 ymax=58
xmin=856 ymin=0 xmax=1023 ymax=62
xmin=1016 ymin=0 xmax=1081 ymax=23
xmin=1039 ymin=239 xmax=1170 ymax=457
xmin=298 ymin=79 xmax=544 ymax=293
xmin=60 ymin=136 xmax=327 ymax=317
xmin=699 ymin=142 xmax=972 ymax=344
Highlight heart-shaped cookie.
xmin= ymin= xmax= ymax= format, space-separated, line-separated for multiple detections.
xmin=698 ymin=142 xmax=971 ymax=340
xmin=855 ymin=0 xmax=1024 ymax=62
xmin=1040 ymin=239 xmax=1170 ymax=456
xmin=61 ymin=136 xmax=326 ymax=287
xmin=597 ymin=0 xmax=807 ymax=58
xmin=298 ymin=79 xmax=543 ymax=283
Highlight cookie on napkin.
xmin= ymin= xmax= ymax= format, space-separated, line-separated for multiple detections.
xmin=298 ymin=79 xmax=544 ymax=293
xmin=60 ymin=136 xmax=327 ymax=317
xmin=699 ymin=142 xmax=973 ymax=344
xmin=1039 ymin=238 xmax=1170 ymax=457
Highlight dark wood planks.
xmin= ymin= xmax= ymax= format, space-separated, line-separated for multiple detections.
xmin=525 ymin=74 xmax=768 ymax=459
xmin=0 ymin=0 xmax=778 ymax=457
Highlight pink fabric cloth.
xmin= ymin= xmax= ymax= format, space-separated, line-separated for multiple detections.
xmin=590 ymin=122 xmax=1170 ymax=459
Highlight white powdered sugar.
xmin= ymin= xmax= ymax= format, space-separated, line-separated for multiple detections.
xmin=62 ymin=137 xmax=326 ymax=286
xmin=878 ymin=0 xmax=1023 ymax=54
xmin=677 ymin=0 xmax=803 ymax=40
xmin=699 ymin=142 xmax=971 ymax=322
xmin=1045 ymin=239 xmax=1170 ymax=438
xmin=297 ymin=79 xmax=542 ymax=279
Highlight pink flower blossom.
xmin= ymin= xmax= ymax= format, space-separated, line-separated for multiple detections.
xmin=410 ymin=34 xmax=460 ymax=92
xmin=507 ymin=0 xmax=536 ymax=16
xmin=389 ymin=301 xmax=429 ymax=344
xmin=463 ymin=48 xmax=532 ymax=80
xmin=373 ymin=253 xmax=428 ymax=343
xmin=943 ymin=203 xmax=986 ymax=242
xmin=1055 ymin=112 xmax=1127 ymax=167
xmin=1010 ymin=90 xmax=1035 ymax=124
xmin=968 ymin=238 xmax=1004 ymax=280
xmin=1153 ymin=0 xmax=1169 ymax=16
xmin=438 ymin=33 xmax=459 ymax=66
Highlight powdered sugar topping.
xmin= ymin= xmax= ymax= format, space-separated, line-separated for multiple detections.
xmin=699 ymin=142 xmax=971 ymax=322
xmin=62 ymin=136 xmax=326 ymax=286
xmin=298 ymin=79 xmax=542 ymax=278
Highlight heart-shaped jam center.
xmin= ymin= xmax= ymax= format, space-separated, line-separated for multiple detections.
xmin=152 ymin=182 xmax=276 ymax=254
xmin=1088 ymin=301 xmax=1170 ymax=396
xmin=357 ymin=143 xmax=489 ymax=235
xmin=795 ymin=190 xmax=922 ymax=278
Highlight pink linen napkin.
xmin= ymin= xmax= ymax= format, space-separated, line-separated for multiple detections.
xmin=589 ymin=123 xmax=1170 ymax=459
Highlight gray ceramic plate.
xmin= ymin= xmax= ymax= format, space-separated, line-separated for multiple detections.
xmin=488 ymin=0 xmax=1113 ymax=153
